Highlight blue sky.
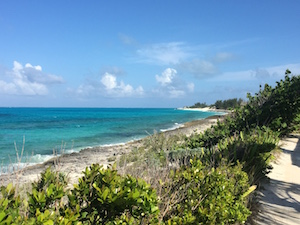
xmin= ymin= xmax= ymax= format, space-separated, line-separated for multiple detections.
xmin=1 ymin=0 xmax=300 ymax=107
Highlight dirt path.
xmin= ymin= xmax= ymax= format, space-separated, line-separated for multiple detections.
xmin=255 ymin=134 xmax=300 ymax=225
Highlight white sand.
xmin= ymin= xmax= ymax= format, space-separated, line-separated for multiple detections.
xmin=255 ymin=134 xmax=300 ymax=225
xmin=179 ymin=107 xmax=213 ymax=112
xmin=179 ymin=107 xmax=230 ymax=114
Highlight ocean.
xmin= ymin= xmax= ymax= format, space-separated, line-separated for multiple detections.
xmin=0 ymin=108 xmax=220 ymax=172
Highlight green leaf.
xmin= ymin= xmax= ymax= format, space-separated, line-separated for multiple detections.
xmin=6 ymin=183 xmax=13 ymax=193
xmin=102 ymin=188 xmax=110 ymax=201
xmin=151 ymin=205 xmax=159 ymax=213
xmin=0 ymin=211 xmax=6 ymax=222
xmin=132 ymin=190 xmax=140 ymax=199
xmin=43 ymin=220 xmax=54 ymax=225
xmin=242 ymin=185 xmax=257 ymax=198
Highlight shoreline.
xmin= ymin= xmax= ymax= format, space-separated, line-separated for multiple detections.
xmin=178 ymin=106 xmax=231 ymax=114
xmin=0 ymin=114 xmax=225 ymax=187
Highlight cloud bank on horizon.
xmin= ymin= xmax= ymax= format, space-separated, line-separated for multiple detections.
xmin=0 ymin=1 xmax=300 ymax=107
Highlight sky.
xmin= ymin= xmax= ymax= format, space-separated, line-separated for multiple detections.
xmin=1 ymin=0 xmax=300 ymax=108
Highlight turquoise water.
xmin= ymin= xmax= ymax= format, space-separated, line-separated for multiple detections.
xmin=0 ymin=108 xmax=220 ymax=171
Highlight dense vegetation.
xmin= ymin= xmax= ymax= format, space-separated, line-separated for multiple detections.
xmin=214 ymin=98 xmax=243 ymax=110
xmin=1 ymin=70 xmax=300 ymax=224
xmin=188 ymin=102 xmax=208 ymax=108
xmin=189 ymin=98 xmax=243 ymax=110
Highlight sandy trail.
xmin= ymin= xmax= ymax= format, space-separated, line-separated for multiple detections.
xmin=255 ymin=134 xmax=300 ymax=225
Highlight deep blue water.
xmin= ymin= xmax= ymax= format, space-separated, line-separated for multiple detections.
xmin=0 ymin=108 xmax=220 ymax=171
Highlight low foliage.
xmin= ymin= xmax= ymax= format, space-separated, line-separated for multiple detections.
xmin=69 ymin=164 xmax=159 ymax=224
xmin=0 ymin=183 xmax=22 ymax=224
xmin=161 ymin=159 xmax=251 ymax=224
xmin=28 ymin=167 xmax=68 ymax=216
xmin=218 ymin=127 xmax=279 ymax=184
xmin=1 ymin=165 xmax=160 ymax=225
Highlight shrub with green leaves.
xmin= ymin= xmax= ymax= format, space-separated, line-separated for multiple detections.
xmin=0 ymin=183 xmax=22 ymax=224
xmin=217 ymin=127 xmax=279 ymax=184
xmin=69 ymin=164 xmax=160 ymax=224
xmin=161 ymin=159 xmax=251 ymax=224
xmin=28 ymin=167 xmax=68 ymax=216
xmin=0 ymin=170 xmax=80 ymax=225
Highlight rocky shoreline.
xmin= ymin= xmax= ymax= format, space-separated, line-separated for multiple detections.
xmin=0 ymin=114 xmax=225 ymax=187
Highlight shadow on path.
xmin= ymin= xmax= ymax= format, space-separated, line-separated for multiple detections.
xmin=256 ymin=179 xmax=300 ymax=225
xmin=255 ymin=134 xmax=300 ymax=225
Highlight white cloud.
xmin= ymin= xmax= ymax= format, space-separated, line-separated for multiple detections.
xmin=135 ymin=41 xmax=238 ymax=79
xmin=13 ymin=77 xmax=48 ymax=95
xmin=101 ymin=73 xmax=117 ymax=89
xmin=71 ymin=72 xmax=144 ymax=98
xmin=136 ymin=86 xmax=144 ymax=95
xmin=25 ymin=63 xmax=42 ymax=71
xmin=0 ymin=61 xmax=63 ymax=96
xmin=155 ymin=68 xmax=177 ymax=86
xmin=136 ymin=42 xmax=191 ymax=65
xmin=118 ymin=81 xmax=134 ymax=94
xmin=0 ymin=80 xmax=17 ymax=95
xmin=154 ymin=68 xmax=194 ymax=98
xmin=101 ymin=73 xmax=139 ymax=97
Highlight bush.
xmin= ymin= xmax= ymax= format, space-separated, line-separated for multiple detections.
xmin=217 ymin=127 xmax=279 ymax=184
xmin=69 ymin=164 xmax=159 ymax=224
xmin=28 ymin=167 xmax=68 ymax=216
xmin=0 ymin=183 xmax=22 ymax=224
xmin=0 ymin=165 xmax=159 ymax=225
xmin=161 ymin=159 xmax=251 ymax=224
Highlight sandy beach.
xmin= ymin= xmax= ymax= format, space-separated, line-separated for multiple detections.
xmin=0 ymin=115 xmax=223 ymax=187
xmin=179 ymin=107 xmax=231 ymax=114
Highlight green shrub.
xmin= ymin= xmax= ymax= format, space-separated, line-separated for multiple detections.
xmin=161 ymin=159 xmax=251 ymax=224
xmin=292 ymin=113 xmax=300 ymax=132
xmin=0 ymin=183 xmax=22 ymax=224
xmin=217 ymin=127 xmax=279 ymax=184
xmin=28 ymin=167 xmax=68 ymax=216
xmin=69 ymin=164 xmax=159 ymax=224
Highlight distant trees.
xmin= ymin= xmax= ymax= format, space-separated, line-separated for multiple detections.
xmin=214 ymin=98 xmax=243 ymax=110
xmin=189 ymin=98 xmax=243 ymax=110
xmin=189 ymin=102 xmax=208 ymax=108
